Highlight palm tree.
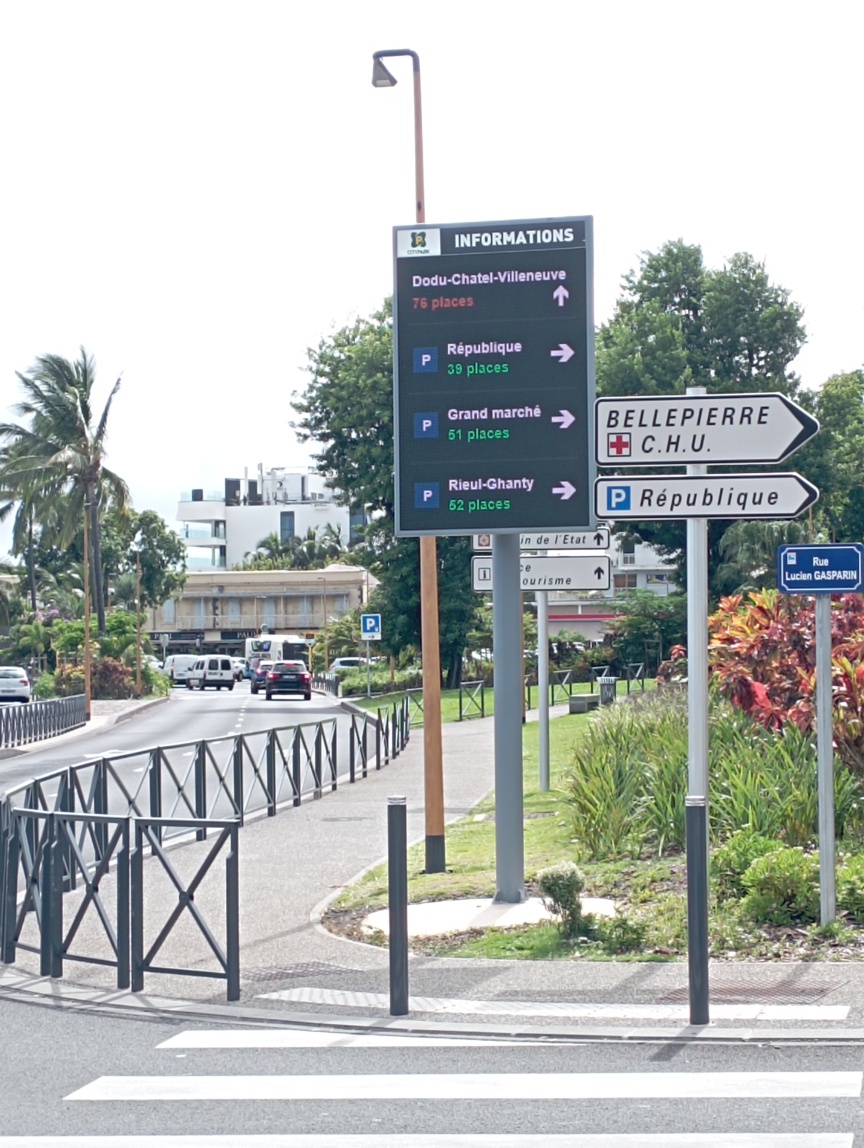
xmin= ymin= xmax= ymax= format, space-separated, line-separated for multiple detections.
xmin=0 ymin=348 xmax=129 ymax=633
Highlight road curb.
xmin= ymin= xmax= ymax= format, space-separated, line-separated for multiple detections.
xmin=0 ymin=971 xmax=861 ymax=1043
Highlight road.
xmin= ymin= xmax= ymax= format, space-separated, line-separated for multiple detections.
xmin=0 ymin=997 xmax=858 ymax=1144
xmin=0 ymin=682 xmax=354 ymax=800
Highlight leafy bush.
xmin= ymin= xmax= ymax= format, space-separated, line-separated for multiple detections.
xmin=141 ymin=664 xmax=170 ymax=697
xmin=339 ymin=667 xmax=422 ymax=697
xmin=741 ymin=847 xmax=820 ymax=925
xmin=594 ymin=914 xmax=647 ymax=954
xmin=709 ymin=589 xmax=864 ymax=775
xmin=31 ymin=672 xmax=57 ymax=700
xmin=91 ymin=657 xmax=134 ymax=700
xmin=711 ymin=830 xmax=784 ymax=901
xmin=837 ymin=854 xmax=864 ymax=921
xmin=54 ymin=665 xmax=85 ymax=697
xmin=537 ymin=861 xmax=585 ymax=938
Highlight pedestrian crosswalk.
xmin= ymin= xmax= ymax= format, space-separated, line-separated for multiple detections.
xmin=0 ymin=1028 xmax=856 ymax=1147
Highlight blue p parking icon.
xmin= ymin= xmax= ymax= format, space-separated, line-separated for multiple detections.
xmin=606 ymin=485 xmax=631 ymax=513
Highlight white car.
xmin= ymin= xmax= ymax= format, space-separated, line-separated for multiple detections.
xmin=163 ymin=654 xmax=199 ymax=686
xmin=328 ymin=657 xmax=367 ymax=672
xmin=186 ymin=656 xmax=236 ymax=691
xmin=0 ymin=666 xmax=31 ymax=703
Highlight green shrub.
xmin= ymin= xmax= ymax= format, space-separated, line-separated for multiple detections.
xmin=141 ymin=664 xmax=170 ymax=697
xmin=837 ymin=854 xmax=864 ymax=921
xmin=712 ymin=830 xmax=785 ymax=901
xmin=595 ymin=914 xmax=647 ymax=954
xmin=54 ymin=665 xmax=85 ymax=697
xmin=741 ymin=847 xmax=820 ymax=925
xmin=537 ymin=861 xmax=585 ymax=938
xmin=32 ymin=672 xmax=57 ymax=700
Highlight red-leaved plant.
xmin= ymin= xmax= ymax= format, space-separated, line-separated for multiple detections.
xmin=708 ymin=590 xmax=864 ymax=775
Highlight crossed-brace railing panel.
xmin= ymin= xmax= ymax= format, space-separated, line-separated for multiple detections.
xmin=0 ymin=694 xmax=87 ymax=750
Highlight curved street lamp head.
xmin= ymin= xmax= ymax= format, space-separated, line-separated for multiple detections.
xmin=372 ymin=55 xmax=397 ymax=87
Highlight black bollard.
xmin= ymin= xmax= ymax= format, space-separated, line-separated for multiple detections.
xmin=387 ymin=795 xmax=409 ymax=1016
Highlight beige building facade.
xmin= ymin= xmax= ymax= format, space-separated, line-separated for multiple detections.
xmin=146 ymin=565 xmax=374 ymax=655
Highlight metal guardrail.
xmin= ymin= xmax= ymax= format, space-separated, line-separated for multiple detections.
xmin=0 ymin=699 xmax=409 ymax=1000
xmin=311 ymin=673 xmax=339 ymax=697
xmin=458 ymin=680 xmax=485 ymax=721
xmin=0 ymin=694 xmax=87 ymax=750
xmin=624 ymin=662 xmax=646 ymax=694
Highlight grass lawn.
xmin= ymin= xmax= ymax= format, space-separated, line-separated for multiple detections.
xmin=343 ymin=678 xmax=652 ymax=725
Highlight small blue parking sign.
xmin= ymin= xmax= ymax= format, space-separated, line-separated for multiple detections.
xmin=361 ymin=613 xmax=382 ymax=641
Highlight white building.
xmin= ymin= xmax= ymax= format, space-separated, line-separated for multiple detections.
xmin=177 ymin=467 xmax=365 ymax=570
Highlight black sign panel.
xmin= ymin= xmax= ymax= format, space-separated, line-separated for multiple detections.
xmin=393 ymin=217 xmax=594 ymax=535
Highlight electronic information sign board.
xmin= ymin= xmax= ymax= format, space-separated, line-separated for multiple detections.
xmin=393 ymin=217 xmax=594 ymax=536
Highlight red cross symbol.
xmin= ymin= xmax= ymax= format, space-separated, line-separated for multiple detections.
xmin=608 ymin=433 xmax=631 ymax=457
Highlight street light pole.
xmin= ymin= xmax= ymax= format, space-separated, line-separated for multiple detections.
xmin=83 ymin=504 xmax=92 ymax=721
xmin=135 ymin=549 xmax=143 ymax=697
xmin=372 ymin=48 xmax=445 ymax=874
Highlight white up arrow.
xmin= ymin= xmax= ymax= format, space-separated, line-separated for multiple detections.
xmin=552 ymin=285 xmax=569 ymax=307
xmin=550 ymin=343 xmax=574 ymax=363
xmin=551 ymin=409 xmax=575 ymax=429
xmin=552 ymin=481 xmax=576 ymax=500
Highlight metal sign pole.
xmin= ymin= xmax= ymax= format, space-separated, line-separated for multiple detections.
xmin=366 ymin=641 xmax=371 ymax=697
xmin=685 ymin=386 xmax=710 ymax=1026
xmin=493 ymin=533 xmax=525 ymax=902
xmin=537 ymin=589 xmax=550 ymax=792
xmin=815 ymin=594 xmax=836 ymax=924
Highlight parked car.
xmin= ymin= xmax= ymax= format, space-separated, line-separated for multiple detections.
xmin=0 ymin=666 xmax=31 ymax=703
xmin=265 ymin=661 xmax=312 ymax=701
xmin=250 ymin=660 xmax=274 ymax=695
xmin=186 ymin=656 xmax=236 ymax=691
xmin=328 ymin=656 xmax=367 ymax=672
xmin=230 ymin=657 xmax=246 ymax=681
xmin=163 ymin=654 xmax=198 ymax=687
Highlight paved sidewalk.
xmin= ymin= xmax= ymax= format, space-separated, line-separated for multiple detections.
xmin=5 ymin=697 xmax=864 ymax=1042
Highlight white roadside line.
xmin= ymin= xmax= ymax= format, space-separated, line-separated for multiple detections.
xmin=157 ymin=1030 xmax=546 ymax=1049
xmin=64 ymin=1070 xmax=863 ymax=1102
xmin=256 ymin=987 xmax=850 ymax=1023
xmin=0 ymin=1136 xmax=856 ymax=1148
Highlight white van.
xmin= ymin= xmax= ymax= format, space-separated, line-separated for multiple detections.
xmin=187 ymin=656 xmax=236 ymax=691
xmin=163 ymin=654 xmax=199 ymax=687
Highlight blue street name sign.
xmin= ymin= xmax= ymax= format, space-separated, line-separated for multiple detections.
xmin=777 ymin=544 xmax=864 ymax=595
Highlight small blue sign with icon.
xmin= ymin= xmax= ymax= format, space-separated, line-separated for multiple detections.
xmin=360 ymin=613 xmax=382 ymax=641
xmin=778 ymin=544 xmax=864 ymax=595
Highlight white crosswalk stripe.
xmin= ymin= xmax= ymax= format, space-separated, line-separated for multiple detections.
xmin=64 ymin=1069 xmax=862 ymax=1101
xmin=0 ymin=1135 xmax=855 ymax=1146
xmin=255 ymin=986 xmax=851 ymax=1022
xmin=157 ymin=1030 xmax=542 ymax=1049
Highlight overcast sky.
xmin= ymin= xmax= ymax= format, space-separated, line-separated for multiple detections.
xmin=0 ymin=0 xmax=861 ymax=557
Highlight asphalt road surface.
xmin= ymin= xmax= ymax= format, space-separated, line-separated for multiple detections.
xmin=0 ymin=682 xmax=353 ymax=800
xmin=0 ymin=998 xmax=860 ymax=1144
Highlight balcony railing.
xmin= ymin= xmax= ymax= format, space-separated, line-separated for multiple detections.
xmin=166 ymin=613 xmax=323 ymax=631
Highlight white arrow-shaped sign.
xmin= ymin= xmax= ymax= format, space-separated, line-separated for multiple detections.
xmin=472 ymin=529 xmax=611 ymax=551
xmin=552 ymin=285 xmax=569 ymax=307
xmin=551 ymin=409 xmax=575 ymax=429
xmin=595 ymin=472 xmax=819 ymax=521
xmin=550 ymin=343 xmax=575 ymax=363
xmin=595 ymin=393 xmax=820 ymax=466
xmin=472 ymin=554 xmax=612 ymax=592
xmin=552 ymin=481 xmax=576 ymax=500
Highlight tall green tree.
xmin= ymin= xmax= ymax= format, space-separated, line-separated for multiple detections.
xmin=596 ymin=242 xmax=807 ymax=594
xmin=100 ymin=508 xmax=186 ymax=609
xmin=795 ymin=370 xmax=864 ymax=543
xmin=293 ymin=300 xmax=477 ymax=680
xmin=0 ymin=348 xmax=129 ymax=633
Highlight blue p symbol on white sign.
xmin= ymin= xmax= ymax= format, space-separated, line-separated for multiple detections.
xmin=607 ymin=485 xmax=631 ymax=512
